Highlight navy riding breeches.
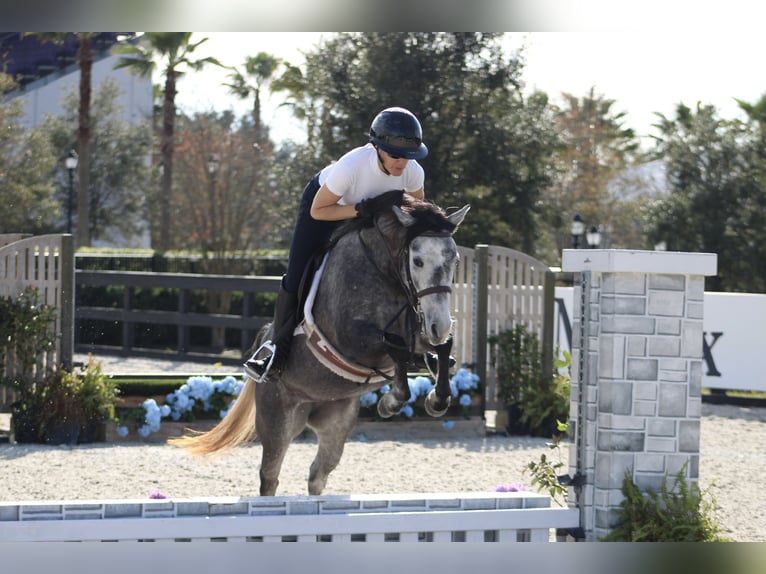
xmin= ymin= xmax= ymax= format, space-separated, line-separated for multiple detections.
xmin=283 ymin=173 xmax=341 ymax=294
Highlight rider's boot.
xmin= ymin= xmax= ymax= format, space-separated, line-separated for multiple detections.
xmin=244 ymin=282 xmax=299 ymax=381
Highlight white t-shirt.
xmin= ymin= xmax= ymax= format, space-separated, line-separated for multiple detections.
xmin=317 ymin=143 xmax=425 ymax=206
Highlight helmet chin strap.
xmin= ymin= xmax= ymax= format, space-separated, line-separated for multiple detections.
xmin=375 ymin=146 xmax=392 ymax=176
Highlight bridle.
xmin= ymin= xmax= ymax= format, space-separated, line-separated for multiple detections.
xmin=357 ymin=215 xmax=455 ymax=350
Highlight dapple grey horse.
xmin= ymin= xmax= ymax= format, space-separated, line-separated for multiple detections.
xmin=171 ymin=191 xmax=469 ymax=496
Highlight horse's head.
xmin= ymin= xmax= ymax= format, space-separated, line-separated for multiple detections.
xmin=333 ymin=190 xmax=470 ymax=347
xmin=391 ymin=195 xmax=470 ymax=347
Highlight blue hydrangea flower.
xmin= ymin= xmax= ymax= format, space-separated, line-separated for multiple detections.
xmin=116 ymin=425 xmax=129 ymax=437
xmin=400 ymin=404 xmax=414 ymax=418
xmin=136 ymin=376 xmax=246 ymax=436
xmin=359 ymin=391 xmax=378 ymax=408
xmin=459 ymin=393 xmax=472 ymax=407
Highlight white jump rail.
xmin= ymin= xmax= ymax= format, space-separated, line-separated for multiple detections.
xmin=0 ymin=492 xmax=578 ymax=543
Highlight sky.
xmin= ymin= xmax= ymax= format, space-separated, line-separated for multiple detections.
xmin=168 ymin=31 xmax=766 ymax=147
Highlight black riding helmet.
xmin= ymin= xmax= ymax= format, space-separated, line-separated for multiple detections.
xmin=369 ymin=107 xmax=428 ymax=160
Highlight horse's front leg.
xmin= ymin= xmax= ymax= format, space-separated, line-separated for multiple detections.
xmin=377 ymin=363 xmax=411 ymax=418
xmin=424 ymin=336 xmax=453 ymax=417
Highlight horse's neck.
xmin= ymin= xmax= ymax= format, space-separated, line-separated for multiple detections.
xmin=311 ymin=226 xmax=410 ymax=355
xmin=355 ymin=223 xmax=406 ymax=282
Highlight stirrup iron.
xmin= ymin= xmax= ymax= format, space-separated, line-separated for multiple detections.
xmin=244 ymin=340 xmax=276 ymax=382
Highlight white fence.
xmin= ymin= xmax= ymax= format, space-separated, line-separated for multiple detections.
xmin=452 ymin=245 xmax=555 ymax=410
xmin=0 ymin=492 xmax=578 ymax=543
xmin=0 ymin=234 xmax=75 ymax=408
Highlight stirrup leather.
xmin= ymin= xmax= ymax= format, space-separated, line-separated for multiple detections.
xmin=243 ymin=340 xmax=276 ymax=382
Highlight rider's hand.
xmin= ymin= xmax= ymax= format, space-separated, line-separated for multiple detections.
xmin=355 ymin=199 xmax=374 ymax=219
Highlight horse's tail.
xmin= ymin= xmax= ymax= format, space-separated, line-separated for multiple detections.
xmin=168 ymin=376 xmax=257 ymax=457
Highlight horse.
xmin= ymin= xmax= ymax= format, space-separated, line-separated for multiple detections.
xmin=170 ymin=190 xmax=470 ymax=496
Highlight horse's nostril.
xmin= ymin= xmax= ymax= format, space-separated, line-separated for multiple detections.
xmin=430 ymin=323 xmax=440 ymax=340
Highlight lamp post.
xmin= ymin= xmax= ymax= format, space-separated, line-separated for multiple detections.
xmin=64 ymin=149 xmax=78 ymax=234
xmin=586 ymin=225 xmax=602 ymax=249
xmin=206 ymin=154 xmax=219 ymax=253
xmin=571 ymin=213 xmax=585 ymax=248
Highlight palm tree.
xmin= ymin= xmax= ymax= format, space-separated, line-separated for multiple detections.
xmin=31 ymin=32 xmax=94 ymax=247
xmin=224 ymin=52 xmax=280 ymax=148
xmin=113 ymin=33 xmax=221 ymax=252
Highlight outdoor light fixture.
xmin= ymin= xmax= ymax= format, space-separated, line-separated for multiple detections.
xmin=64 ymin=149 xmax=78 ymax=235
xmin=570 ymin=213 xmax=585 ymax=248
xmin=207 ymin=154 xmax=219 ymax=175
xmin=586 ymin=225 xmax=601 ymax=248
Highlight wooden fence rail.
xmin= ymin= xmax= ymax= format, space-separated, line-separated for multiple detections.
xmin=75 ymin=270 xmax=282 ymax=362
xmin=1 ymin=234 xmax=556 ymax=416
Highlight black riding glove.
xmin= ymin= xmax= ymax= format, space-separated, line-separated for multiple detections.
xmin=355 ymin=199 xmax=374 ymax=219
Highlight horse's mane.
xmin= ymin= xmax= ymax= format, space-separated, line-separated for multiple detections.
xmin=330 ymin=190 xmax=456 ymax=245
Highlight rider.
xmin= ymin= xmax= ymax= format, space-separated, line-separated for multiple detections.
xmin=244 ymin=106 xmax=429 ymax=381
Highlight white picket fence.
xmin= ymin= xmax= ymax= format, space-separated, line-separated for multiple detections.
xmin=0 ymin=492 xmax=578 ymax=543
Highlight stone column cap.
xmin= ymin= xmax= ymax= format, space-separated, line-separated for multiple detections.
xmin=562 ymin=249 xmax=717 ymax=276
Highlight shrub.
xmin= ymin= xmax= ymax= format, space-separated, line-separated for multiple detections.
xmin=490 ymin=324 xmax=570 ymax=436
xmin=602 ymin=463 xmax=727 ymax=542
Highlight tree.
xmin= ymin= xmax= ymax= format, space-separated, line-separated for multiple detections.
xmin=31 ymin=32 xmax=96 ymax=248
xmin=224 ymin=52 xmax=281 ymax=148
xmin=543 ymin=87 xmax=641 ymax=255
xmin=0 ymin=74 xmax=59 ymax=233
xmin=271 ymin=32 xmax=560 ymax=255
xmin=648 ymin=102 xmax=766 ymax=291
xmin=43 ymin=79 xmax=153 ymax=244
xmin=113 ymin=33 xmax=221 ymax=252
xmin=171 ymin=111 xmax=282 ymax=349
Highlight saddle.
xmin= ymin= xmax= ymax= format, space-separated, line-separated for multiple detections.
xmin=295 ymin=253 xmax=396 ymax=384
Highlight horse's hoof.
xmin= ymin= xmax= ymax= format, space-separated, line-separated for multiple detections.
xmin=377 ymin=398 xmax=397 ymax=418
xmin=424 ymin=390 xmax=450 ymax=417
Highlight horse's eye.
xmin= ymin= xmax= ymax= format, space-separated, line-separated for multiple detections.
xmin=413 ymin=257 xmax=424 ymax=268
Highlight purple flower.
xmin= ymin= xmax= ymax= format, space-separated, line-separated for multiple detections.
xmin=148 ymin=488 xmax=168 ymax=499
xmin=496 ymin=482 xmax=527 ymax=492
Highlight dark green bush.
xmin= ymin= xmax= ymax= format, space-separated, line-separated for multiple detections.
xmin=490 ymin=324 xmax=570 ymax=436
xmin=602 ymin=463 xmax=727 ymax=542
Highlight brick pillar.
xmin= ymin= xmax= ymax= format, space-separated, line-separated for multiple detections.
xmin=562 ymin=249 xmax=717 ymax=541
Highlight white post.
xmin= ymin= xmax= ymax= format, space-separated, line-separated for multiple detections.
xmin=562 ymin=249 xmax=717 ymax=540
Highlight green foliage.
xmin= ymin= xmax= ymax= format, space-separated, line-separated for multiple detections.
xmin=42 ymin=79 xmax=153 ymax=244
xmin=602 ymin=463 xmax=727 ymax=542
xmin=274 ymin=33 xmax=560 ymax=256
xmin=32 ymin=358 xmax=119 ymax=442
xmin=0 ymin=73 xmax=60 ymax=234
xmin=490 ymin=324 xmax=570 ymax=436
xmin=649 ymin=102 xmax=766 ymax=292
xmin=0 ymin=286 xmax=58 ymax=402
xmin=524 ymin=419 xmax=570 ymax=505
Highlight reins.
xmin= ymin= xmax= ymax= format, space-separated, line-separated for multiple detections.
xmin=357 ymin=216 xmax=454 ymax=356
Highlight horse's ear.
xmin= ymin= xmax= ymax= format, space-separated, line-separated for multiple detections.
xmin=447 ymin=205 xmax=470 ymax=231
xmin=393 ymin=205 xmax=417 ymax=227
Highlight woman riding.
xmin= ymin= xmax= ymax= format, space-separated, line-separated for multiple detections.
xmin=244 ymin=106 xmax=429 ymax=381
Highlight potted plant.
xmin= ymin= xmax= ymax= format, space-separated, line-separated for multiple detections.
xmin=76 ymin=357 xmax=119 ymax=442
xmin=490 ymin=324 xmax=570 ymax=437
xmin=40 ymin=370 xmax=86 ymax=445
xmin=38 ymin=358 xmax=119 ymax=445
